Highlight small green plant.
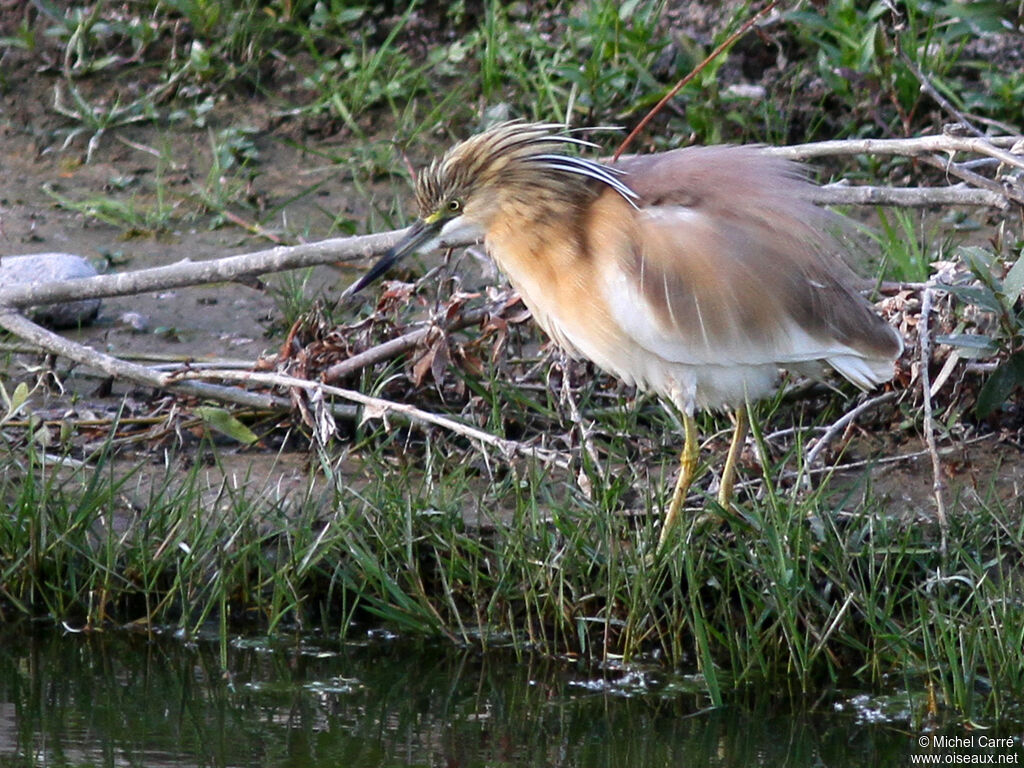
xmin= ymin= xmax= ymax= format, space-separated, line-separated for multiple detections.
xmin=964 ymin=66 xmax=1024 ymax=128
xmin=191 ymin=126 xmax=263 ymax=222
xmin=875 ymin=208 xmax=952 ymax=283
xmin=42 ymin=181 xmax=182 ymax=234
xmin=49 ymin=6 xmax=193 ymax=162
xmin=297 ymin=2 xmax=428 ymax=132
xmin=783 ymin=0 xmax=1015 ymax=140
xmin=0 ymin=380 xmax=31 ymax=426
xmin=266 ymin=268 xmax=321 ymax=331
xmin=556 ymin=0 xmax=669 ymax=120
xmin=937 ymin=245 xmax=1024 ymax=418
xmin=0 ymin=15 xmax=36 ymax=53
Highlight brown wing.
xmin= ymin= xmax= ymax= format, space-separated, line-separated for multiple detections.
xmin=598 ymin=147 xmax=901 ymax=384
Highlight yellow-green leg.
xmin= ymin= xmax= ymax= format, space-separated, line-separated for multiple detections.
xmin=658 ymin=412 xmax=699 ymax=550
xmin=717 ymin=405 xmax=748 ymax=511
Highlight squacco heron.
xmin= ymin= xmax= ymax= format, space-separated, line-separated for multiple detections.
xmin=347 ymin=122 xmax=903 ymax=546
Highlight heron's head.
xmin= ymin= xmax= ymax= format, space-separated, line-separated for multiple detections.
xmin=345 ymin=121 xmax=635 ymax=296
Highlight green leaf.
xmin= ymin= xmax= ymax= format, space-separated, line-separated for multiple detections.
xmin=10 ymin=382 xmax=28 ymax=411
xmin=943 ymin=283 xmax=1002 ymax=313
xmin=935 ymin=334 xmax=998 ymax=353
xmin=1 ymin=381 xmax=30 ymax=422
xmin=194 ymin=406 xmax=259 ymax=445
xmin=1002 ymin=254 xmax=1024 ymax=302
xmin=975 ymin=351 xmax=1024 ymax=418
xmin=937 ymin=2 xmax=1014 ymax=34
xmin=619 ymin=0 xmax=642 ymax=20
xmin=954 ymin=246 xmax=995 ymax=282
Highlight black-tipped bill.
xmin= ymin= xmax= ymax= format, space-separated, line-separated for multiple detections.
xmin=343 ymin=218 xmax=442 ymax=298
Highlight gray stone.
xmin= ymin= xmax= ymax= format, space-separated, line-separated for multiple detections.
xmin=0 ymin=252 xmax=102 ymax=328
xmin=118 ymin=311 xmax=149 ymax=332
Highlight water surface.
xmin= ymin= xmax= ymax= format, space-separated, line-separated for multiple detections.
xmin=0 ymin=625 xmax=1019 ymax=767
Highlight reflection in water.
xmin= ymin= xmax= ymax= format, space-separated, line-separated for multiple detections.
xmin=0 ymin=625 xmax=1011 ymax=767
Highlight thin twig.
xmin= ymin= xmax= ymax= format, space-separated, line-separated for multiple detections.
xmin=219 ymin=210 xmax=286 ymax=244
xmin=802 ymin=391 xmax=896 ymax=483
xmin=613 ymin=0 xmax=779 ymax=159
xmin=737 ymin=434 xmax=996 ymax=491
xmin=323 ymin=326 xmax=432 ymax=383
xmin=918 ymin=153 xmax=1024 ymax=207
xmin=0 ymin=309 xmax=357 ymax=419
xmin=961 ymin=111 xmax=1023 ymax=138
xmin=764 ymin=135 xmax=1022 ymax=162
xmin=323 ymin=300 xmax=506 ymax=383
xmin=0 ymin=341 xmax=249 ymax=367
xmin=171 ymin=368 xmax=572 ymax=468
xmin=815 ymin=183 xmax=1007 ymax=208
xmin=556 ymin=355 xmax=602 ymax=476
xmin=0 ymin=229 xmax=408 ymax=310
xmin=899 ymin=52 xmax=984 ymax=138
xmin=919 ymin=270 xmax=952 ymax=554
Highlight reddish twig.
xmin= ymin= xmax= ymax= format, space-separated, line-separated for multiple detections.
xmin=613 ymin=0 xmax=779 ymax=160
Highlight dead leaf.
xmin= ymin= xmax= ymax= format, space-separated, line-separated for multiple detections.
xmin=360 ymin=400 xmax=389 ymax=429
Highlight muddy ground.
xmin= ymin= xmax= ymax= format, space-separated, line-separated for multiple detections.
xmin=0 ymin=68 xmax=358 ymax=503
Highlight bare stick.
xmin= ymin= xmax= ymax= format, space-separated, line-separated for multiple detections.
xmin=738 ymin=434 xmax=995 ymax=493
xmin=0 ymin=310 xmax=357 ymax=418
xmin=814 ymin=183 xmax=1007 ymax=208
xmin=322 ymin=300 xmax=505 ymax=383
xmin=1 ymin=297 xmax=568 ymax=465
xmin=323 ymin=326 xmax=431 ymax=383
xmin=919 ymin=271 xmax=952 ymax=553
xmin=0 ymin=229 xmax=406 ymax=310
xmin=802 ymin=391 xmax=896 ymax=481
xmin=918 ymin=154 xmax=1024 ymax=207
xmin=556 ymin=354 xmax=602 ymax=473
xmin=765 ymin=135 xmax=1022 ymax=162
xmin=171 ymin=368 xmax=571 ymax=468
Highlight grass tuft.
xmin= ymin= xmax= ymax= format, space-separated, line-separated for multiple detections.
xmin=2 ymin=414 xmax=1023 ymax=722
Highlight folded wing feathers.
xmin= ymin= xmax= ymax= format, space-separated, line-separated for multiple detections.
xmin=603 ymin=146 xmax=902 ymax=387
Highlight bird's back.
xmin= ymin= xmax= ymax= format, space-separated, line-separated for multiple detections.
xmin=485 ymin=144 xmax=902 ymax=412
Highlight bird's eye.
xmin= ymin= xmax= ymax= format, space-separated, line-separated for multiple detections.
xmin=447 ymin=199 xmax=461 ymax=213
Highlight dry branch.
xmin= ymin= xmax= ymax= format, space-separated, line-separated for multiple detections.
xmin=322 ymin=300 xmax=505 ymax=383
xmin=0 ymin=230 xmax=404 ymax=310
xmin=0 ymin=309 xmax=355 ymax=419
xmin=815 ymin=183 xmax=1007 ymax=208
xmin=918 ymin=268 xmax=954 ymax=553
xmin=170 ymin=368 xmax=571 ymax=467
xmin=802 ymin=391 xmax=896 ymax=478
xmin=766 ymin=134 xmax=1022 ymax=163
xmin=918 ymin=154 xmax=1024 ymax=207
xmin=0 ymin=306 xmax=561 ymax=464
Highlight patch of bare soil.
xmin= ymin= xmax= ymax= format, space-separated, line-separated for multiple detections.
xmin=1 ymin=102 xmax=352 ymax=352
xmin=0 ymin=59 xmax=369 ymax=499
xmin=870 ymin=437 xmax=1024 ymax=517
